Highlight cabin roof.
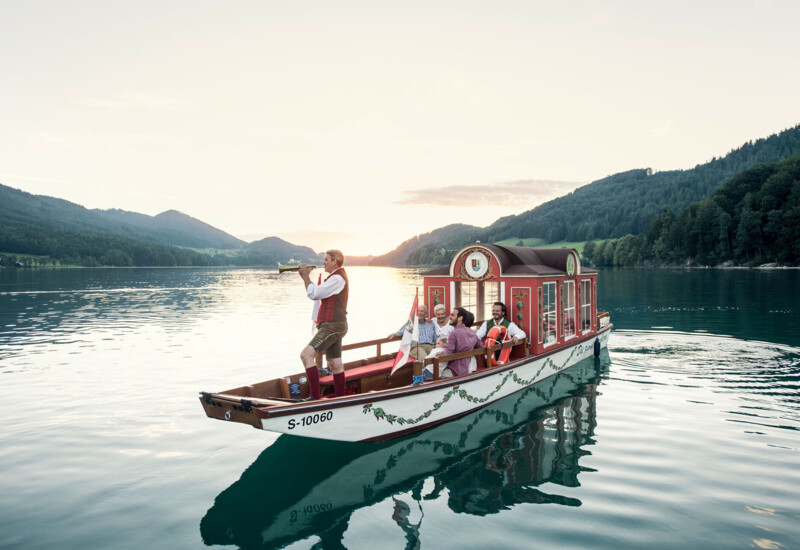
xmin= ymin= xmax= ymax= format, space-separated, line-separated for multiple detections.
xmin=423 ymin=244 xmax=596 ymax=277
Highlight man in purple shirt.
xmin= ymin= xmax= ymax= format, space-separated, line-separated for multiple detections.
xmin=443 ymin=307 xmax=484 ymax=377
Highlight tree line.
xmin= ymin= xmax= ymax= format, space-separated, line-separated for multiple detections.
xmin=486 ymin=124 xmax=800 ymax=245
xmin=0 ymin=224 xmax=317 ymax=268
xmin=583 ymin=153 xmax=800 ymax=267
xmin=0 ymin=223 xmax=219 ymax=267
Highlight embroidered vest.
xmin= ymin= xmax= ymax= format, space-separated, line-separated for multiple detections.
xmin=317 ymin=268 xmax=348 ymax=323
xmin=487 ymin=318 xmax=511 ymax=330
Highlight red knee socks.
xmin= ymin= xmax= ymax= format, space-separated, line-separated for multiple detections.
xmin=305 ymin=366 xmax=320 ymax=400
xmin=333 ymin=372 xmax=345 ymax=397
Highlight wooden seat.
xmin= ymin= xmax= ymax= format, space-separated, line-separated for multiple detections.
xmin=318 ymin=358 xmax=411 ymax=385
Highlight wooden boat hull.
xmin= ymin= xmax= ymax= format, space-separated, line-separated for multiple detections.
xmin=201 ymin=326 xmax=611 ymax=442
xmin=200 ymin=352 xmax=608 ymax=549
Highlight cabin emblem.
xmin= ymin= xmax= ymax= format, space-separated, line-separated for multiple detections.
xmin=462 ymin=250 xmax=490 ymax=279
xmin=566 ymin=254 xmax=575 ymax=276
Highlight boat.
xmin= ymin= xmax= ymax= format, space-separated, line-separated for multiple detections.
xmin=200 ymin=352 xmax=609 ymax=549
xmin=199 ymin=244 xmax=612 ymax=442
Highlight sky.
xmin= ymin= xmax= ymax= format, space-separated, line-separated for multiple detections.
xmin=1 ymin=1 xmax=799 ymax=256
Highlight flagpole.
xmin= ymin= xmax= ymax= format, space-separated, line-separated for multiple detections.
xmin=390 ymin=287 xmax=420 ymax=376
xmin=414 ymin=287 xmax=419 ymax=362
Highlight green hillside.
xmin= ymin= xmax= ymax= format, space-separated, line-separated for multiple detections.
xmin=0 ymin=183 xmax=317 ymax=267
xmin=585 ymin=153 xmax=800 ymax=267
xmin=370 ymin=224 xmax=484 ymax=266
xmin=241 ymin=237 xmax=319 ymax=266
xmin=0 ymin=183 xmax=245 ymax=250
xmin=95 ymin=208 xmax=246 ymax=249
xmin=372 ymin=123 xmax=800 ymax=266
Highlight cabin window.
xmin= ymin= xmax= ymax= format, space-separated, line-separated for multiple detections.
xmin=564 ymin=280 xmax=576 ymax=339
xmin=580 ymin=279 xmax=592 ymax=332
xmin=458 ymin=280 xmax=499 ymax=324
xmin=542 ymin=281 xmax=557 ymax=345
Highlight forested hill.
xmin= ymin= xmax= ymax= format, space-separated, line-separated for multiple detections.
xmin=485 ymin=123 xmax=800 ymax=243
xmin=0 ymin=183 xmax=318 ymax=267
xmin=94 ymin=208 xmax=246 ymax=249
xmin=370 ymin=223 xmax=484 ymax=267
xmin=243 ymin=237 xmax=319 ymax=267
xmin=374 ymin=123 xmax=800 ymax=266
xmin=585 ymin=152 xmax=800 ymax=267
xmin=0 ymin=183 xmax=245 ymax=250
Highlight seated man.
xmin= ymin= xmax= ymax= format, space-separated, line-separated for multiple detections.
xmin=387 ymin=304 xmax=437 ymax=360
xmin=442 ymin=307 xmax=484 ymax=377
xmin=476 ymin=301 xmax=526 ymax=345
xmin=431 ymin=304 xmax=453 ymax=340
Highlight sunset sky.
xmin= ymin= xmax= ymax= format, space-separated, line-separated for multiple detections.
xmin=2 ymin=1 xmax=798 ymax=255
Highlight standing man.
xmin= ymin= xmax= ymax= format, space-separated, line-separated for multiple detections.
xmin=443 ymin=307 xmax=484 ymax=377
xmin=475 ymin=302 xmax=526 ymax=345
xmin=386 ymin=304 xmax=437 ymax=360
xmin=298 ymin=250 xmax=348 ymax=400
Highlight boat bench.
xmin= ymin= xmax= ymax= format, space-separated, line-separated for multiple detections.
xmin=319 ymin=357 xmax=414 ymax=394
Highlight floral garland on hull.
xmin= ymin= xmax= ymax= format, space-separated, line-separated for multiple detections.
xmin=362 ymin=343 xmax=586 ymax=426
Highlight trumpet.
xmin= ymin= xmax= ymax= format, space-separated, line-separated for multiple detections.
xmin=278 ymin=264 xmax=318 ymax=273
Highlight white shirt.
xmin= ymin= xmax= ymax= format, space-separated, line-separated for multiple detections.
xmin=425 ymin=346 xmax=447 ymax=360
xmin=476 ymin=318 xmax=526 ymax=340
xmin=433 ymin=318 xmax=454 ymax=339
xmin=423 ymin=347 xmax=449 ymax=378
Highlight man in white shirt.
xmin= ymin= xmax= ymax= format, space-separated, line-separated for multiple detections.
xmin=298 ymin=250 xmax=348 ymax=400
xmin=431 ymin=303 xmax=454 ymax=340
xmin=475 ymin=302 xmax=526 ymax=345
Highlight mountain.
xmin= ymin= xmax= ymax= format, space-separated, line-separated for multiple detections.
xmin=0 ymin=182 xmax=243 ymax=250
xmin=94 ymin=208 xmax=246 ymax=249
xmin=0 ymin=183 xmax=317 ymax=267
xmin=373 ymin=123 xmax=800 ymax=266
xmin=0 ymin=182 xmax=126 ymax=234
xmin=370 ymin=224 xmax=484 ymax=267
xmin=240 ymin=237 xmax=319 ymax=266
xmin=584 ymin=152 xmax=800 ymax=267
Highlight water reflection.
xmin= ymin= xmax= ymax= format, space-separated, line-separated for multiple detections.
xmin=0 ymin=267 xmax=417 ymax=365
xmin=200 ymin=352 xmax=610 ymax=549
xmin=599 ymin=267 xmax=800 ymax=347
xmin=0 ymin=268 xmax=288 ymax=361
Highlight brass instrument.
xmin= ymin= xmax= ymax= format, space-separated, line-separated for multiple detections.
xmin=278 ymin=264 xmax=318 ymax=273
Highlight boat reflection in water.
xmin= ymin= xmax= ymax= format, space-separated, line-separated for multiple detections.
xmin=200 ymin=351 xmax=610 ymax=549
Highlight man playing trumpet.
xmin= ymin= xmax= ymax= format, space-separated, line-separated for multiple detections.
xmin=297 ymin=250 xmax=348 ymax=400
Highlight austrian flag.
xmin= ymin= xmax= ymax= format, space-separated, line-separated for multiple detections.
xmin=390 ymin=288 xmax=419 ymax=375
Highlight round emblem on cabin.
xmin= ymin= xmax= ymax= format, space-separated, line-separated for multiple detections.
xmin=566 ymin=254 xmax=575 ymax=276
xmin=465 ymin=251 xmax=489 ymax=279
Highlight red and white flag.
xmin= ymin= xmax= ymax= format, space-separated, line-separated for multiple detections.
xmin=391 ymin=288 xmax=419 ymax=375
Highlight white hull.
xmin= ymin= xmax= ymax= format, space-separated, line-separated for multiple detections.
xmin=200 ymin=353 xmax=608 ymax=548
xmin=259 ymin=327 xmax=611 ymax=442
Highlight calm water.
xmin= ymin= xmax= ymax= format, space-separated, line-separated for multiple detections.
xmin=0 ymin=266 xmax=798 ymax=549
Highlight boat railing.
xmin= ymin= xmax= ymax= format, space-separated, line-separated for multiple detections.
xmin=420 ymin=339 xmax=527 ymax=381
xmin=317 ymin=325 xmax=506 ymax=370
xmin=315 ymin=336 xmax=398 ymax=369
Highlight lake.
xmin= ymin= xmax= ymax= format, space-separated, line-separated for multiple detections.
xmin=1 ymin=266 xmax=798 ymax=549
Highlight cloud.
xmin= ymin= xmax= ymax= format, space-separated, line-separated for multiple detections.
xmin=395 ymin=179 xmax=587 ymax=208
xmin=81 ymin=92 xmax=195 ymax=112
xmin=652 ymin=120 xmax=675 ymax=139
